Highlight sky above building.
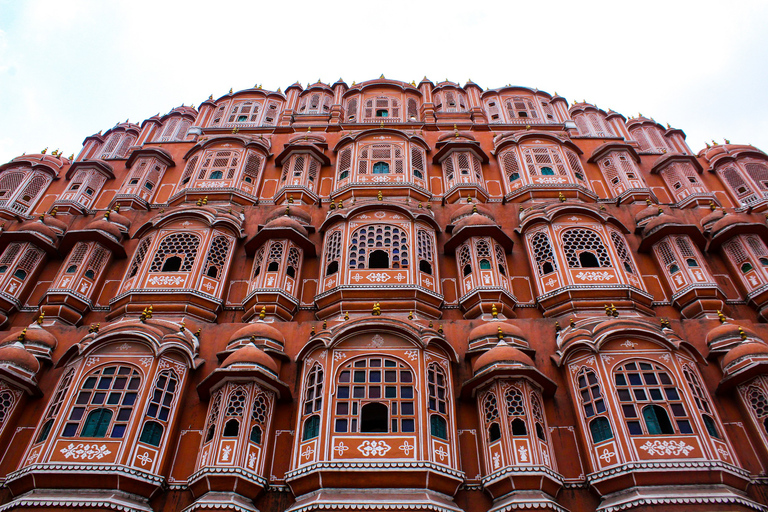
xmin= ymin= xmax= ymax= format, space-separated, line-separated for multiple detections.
xmin=1 ymin=0 xmax=767 ymax=163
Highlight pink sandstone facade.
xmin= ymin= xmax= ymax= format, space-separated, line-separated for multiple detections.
xmin=0 ymin=77 xmax=765 ymax=512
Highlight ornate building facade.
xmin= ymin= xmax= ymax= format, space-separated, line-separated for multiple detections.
xmin=0 ymin=77 xmax=766 ymax=512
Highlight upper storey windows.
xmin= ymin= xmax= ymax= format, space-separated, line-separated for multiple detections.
xmin=483 ymin=89 xmax=561 ymax=125
xmin=626 ymin=119 xmax=672 ymax=154
xmin=98 ymin=129 xmax=138 ymax=160
xmin=574 ymin=112 xmax=615 ymax=137
xmin=206 ymin=94 xmax=284 ymax=128
xmin=0 ymin=166 xmax=53 ymax=216
xmin=297 ymin=91 xmax=333 ymax=115
xmin=715 ymin=158 xmax=768 ymax=208
xmin=155 ymin=116 xmax=191 ymax=142
xmin=343 ymin=85 xmax=421 ymax=124
xmin=434 ymin=89 xmax=467 ymax=113
xmin=333 ymin=131 xmax=429 ymax=201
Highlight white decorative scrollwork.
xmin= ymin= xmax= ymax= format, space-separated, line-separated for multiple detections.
xmin=574 ymin=271 xmax=613 ymax=281
xmin=147 ymin=275 xmax=185 ymax=286
xmin=399 ymin=440 xmax=414 ymax=456
xmin=404 ymin=350 xmax=419 ymax=361
xmin=60 ymin=443 xmax=111 ymax=460
xmin=534 ymin=177 xmax=567 ymax=184
xmin=365 ymin=272 xmax=392 ymax=283
xmin=333 ymin=351 xmax=346 ymax=362
xmin=621 ymin=340 xmax=636 ymax=348
xmin=136 ymin=451 xmax=153 ymax=466
xmin=434 ymin=445 xmax=449 ymax=461
xmin=599 ymin=447 xmax=616 ymax=463
xmin=334 ymin=442 xmax=349 ymax=457
xmin=639 ymin=440 xmax=694 ymax=456
xmin=358 ymin=440 xmax=391 ymax=456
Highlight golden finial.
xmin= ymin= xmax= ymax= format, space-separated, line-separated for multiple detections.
xmin=717 ymin=310 xmax=726 ymax=323
xmin=467 ymin=196 xmax=473 ymax=203
xmin=380 ymin=74 xmax=385 ymax=79
xmin=709 ymin=201 xmax=716 ymax=211
xmin=569 ymin=317 xmax=575 ymax=328
xmin=646 ymin=198 xmax=652 ymax=206
xmin=38 ymin=213 xmax=45 ymax=221
xmin=454 ymin=124 xmax=459 ymax=137
xmin=558 ymin=192 xmax=566 ymax=202
xmin=472 ymin=204 xmax=478 ymax=213
xmin=140 ymin=307 xmax=149 ymax=323
xmin=41 ymin=147 xmax=48 ymax=154
xmin=739 ymin=326 xmax=747 ymax=340
xmin=418 ymin=202 xmax=423 ymax=209
xmin=344 ymin=311 xmax=349 ymax=321
xmin=712 ymin=139 xmax=718 ymax=146
xmin=429 ymin=321 xmax=433 ymax=328
xmin=37 ymin=311 xmax=45 ymax=325
xmin=104 ymin=210 xmax=110 ymax=220
xmin=310 ymin=324 xmax=316 ymax=336
xmin=88 ymin=323 xmax=100 ymax=333
xmin=322 ymin=320 xmax=327 ymax=330
xmin=179 ymin=319 xmax=186 ymax=332
xmin=605 ymin=304 xmax=612 ymax=317
xmin=599 ymin=205 xmax=606 ymax=211
xmin=259 ymin=306 xmax=266 ymax=320
xmin=202 ymin=196 xmax=208 ymax=205
xmin=337 ymin=200 xmax=343 ymax=209
xmin=249 ymin=335 xmax=256 ymax=344
xmin=285 ymin=205 xmax=290 ymax=216
xmin=209 ymin=94 xmax=213 ymax=100
xmin=438 ymin=324 xmax=443 ymax=334
xmin=307 ymin=126 xmax=312 ymax=133
xmin=17 ymin=328 xmax=27 ymax=342
xmin=377 ymin=190 xmax=383 ymax=201
xmin=725 ymin=138 xmax=730 ymax=144
xmin=372 ymin=302 xmax=381 ymax=316
xmin=611 ymin=304 xmax=618 ymax=317
xmin=68 ymin=154 xmax=74 ymax=160
xmin=492 ymin=304 xmax=498 ymax=318
xmin=705 ymin=142 xmax=711 ymax=149
xmin=232 ymin=127 xmax=239 ymax=134
xmin=555 ymin=321 xmax=561 ymax=332
xmin=380 ymin=121 xmax=384 ymax=128
xmin=660 ymin=318 xmax=670 ymax=329
xmin=229 ymin=88 xmax=233 ymax=94
xmin=426 ymin=202 xmax=431 ymax=209
xmin=197 ymin=198 xmax=202 ymax=206
xmin=288 ymin=194 xmax=294 ymax=204
xmin=329 ymin=201 xmax=336 ymax=210
xmin=195 ymin=328 xmax=201 ymax=338
xmin=497 ymin=325 xmax=504 ymax=340
xmin=408 ymin=311 xmax=414 ymax=320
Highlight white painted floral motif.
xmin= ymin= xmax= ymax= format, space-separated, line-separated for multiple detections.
xmin=60 ymin=443 xmax=111 ymax=460
xmin=365 ymin=273 xmax=392 ymax=283
xmin=301 ymin=445 xmax=315 ymax=460
xmin=334 ymin=442 xmax=349 ymax=456
xmin=404 ymin=350 xmax=418 ymax=361
xmin=333 ymin=351 xmax=346 ymax=362
xmin=370 ymin=335 xmax=384 ymax=348
xmin=639 ymin=440 xmax=694 ymax=456
xmin=492 ymin=452 xmax=501 ymax=469
xmin=434 ymin=445 xmax=449 ymax=461
xmin=85 ymin=357 xmax=100 ymax=367
xmin=598 ymin=447 xmax=616 ymax=463
xmin=399 ymin=440 xmax=414 ymax=456
xmin=248 ymin=452 xmax=257 ymax=468
xmin=517 ymin=445 xmax=528 ymax=462
xmin=574 ymin=271 xmax=613 ymax=281
xmin=139 ymin=357 xmax=153 ymax=368
xmin=621 ymin=340 xmax=636 ymax=348
xmin=117 ymin=343 xmax=131 ymax=351
xmin=221 ymin=446 xmax=232 ymax=461
xmin=147 ymin=275 xmax=185 ymax=286
xmin=358 ymin=440 xmax=391 ymax=456
xmin=136 ymin=451 xmax=153 ymax=466
xmin=26 ymin=450 xmax=39 ymax=464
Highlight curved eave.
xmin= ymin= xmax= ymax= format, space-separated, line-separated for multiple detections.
xmin=461 ymin=364 xmax=556 ymax=398
xmin=133 ymin=208 xmax=245 ymax=239
xmin=706 ymin=148 xmax=768 ymax=170
xmin=213 ymin=89 xmax=286 ymax=104
xmin=183 ymin=135 xmax=271 ymax=160
xmin=319 ymin=203 xmax=441 ymax=232
xmin=332 ymin=129 xmax=431 ymax=153
xmin=639 ymin=223 xmax=706 ymax=252
xmin=0 ymin=158 xmax=63 ymax=178
xmin=0 ymin=232 xmax=57 ymax=257
xmin=444 ymin=225 xmax=514 ymax=254
xmin=244 ymin=227 xmax=316 ymax=257
xmin=60 ymin=229 xmax=126 ymax=258
xmin=65 ymin=159 xmax=115 ymax=180
xmin=493 ymin=131 xmax=582 ymax=156
xmin=125 ymin=147 xmax=176 ymax=169
xmin=481 ymin=86 xmax=552 ymax=99
xmin=708 ymin=222 xmax=768 ymax=251
xmin=197 ymin=367 xmax=291 ymax=401
xmin=518 ymin=204 xmax=630 ymax=234
xmin=0 ymin=366 xmax=40 ymax=396
xmin=275 ymin=144 xmax=330 ymax=167
xmin=587 ymin=142 xmax=641 ymax=164
xmin=431 ymin=141 xmax=489 ymax=164
xmin=342 ymin=79 xmax=423 ymax=97
xmin=718 ymin=360 xmax=768 ymax=392
xmin=649 ymin=152 xmax=703 ymax=175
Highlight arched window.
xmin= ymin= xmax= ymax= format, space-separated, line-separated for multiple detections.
xmin=302 ymin=363 xmax=323 ymax=439
xmin=62 ymin=365 xmax=141 ymax=439
xmin=363 ymin=96 xmax=400 ymax=121
xmin=250 ymin=392 xmax=269 ymax=445
xmin=127 ymin=236 xmax=153 ymax=280
xmin=562 ymin=229 xmax=612 ymax=268
xmin=357 ymin=143 xmax=405 ymax=178
xmin=458 ymin=244 xmax=472 ymax=277
xmin=346 ymin=98 xmax=358 ymax=122
xmin=369 ymin=250 xmax=390 ymax=269
xmin=324 ymin=231 xmax=342 ymax=277
xmin=483 ymin=392 xmax=501 ymax=442
xmin=222 ymin=388 xmax=247 ymax=437
xmin=682 ymin=365 xmax=720 ymax=438
xmin=36 ymin=368 xmax=74 ymax=443
xmin=505 ymin=97 xmax=539 ymax=119
xmin=139 ymin=370 xmax=178 ymax=446
xmin=349 ymin=225 xmax=409 ymax=270
xmin=530 ymin=392 xmax=547 ymax=441
xmin=577 ymin=368 xmax=611 ymax=442
xmin=266 ymin=241 xmax=284 ymax=273
xmin=334 ymin=357 xmax=414 ymax=434
xmin=505 ymin=386 xmax=528 ymax=436
xmin=149 ymin=233 xmax=201 ymax=273
xmin=614 ymin=360 xmax=692 ymax=435
xmin=373 ymin=162 xmax=390 ymax=174
xmin=531 ymin=231 xmax=557 ymax=276
xmin=428 ymin=363 xmax=449 ymax=439
xmin=501 ymin=150 xmax=522 ymax=183
xmin=0 ymin=168 xmax=53 ymax=215
xmin=203 ymin=390 xmax=223 ymax=443
xmin=521 ymin=147 xmax=567 ymax=177
xmin=203 ymin=235 xmax=231 ymax=280
xmin=611 ymin=231 xmax=636 ymax=274
xmin=417 ymin=230 xmax=435 ymax=276
xmin=745 ymin=384 xmax=768 ymax=436
xmin=361 ymin=402 xmax=388 ymax=432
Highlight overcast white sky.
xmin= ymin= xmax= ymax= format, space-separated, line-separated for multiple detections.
xmin=1 ymin=0 xmax=767 ymax=163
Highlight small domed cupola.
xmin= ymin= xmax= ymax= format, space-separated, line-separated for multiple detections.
xmin=719 ymin=341 xmax=768 ymax=391
xmin=1 ymin=324 xmax=57 ymax=361
xmin=0 ymin=340 xmax=41 ymax=395
xmin=198 ymin=342 xmax=290 ymax=401
xmin=463 ymin=340 xmax=556 ymax=398
xmin=467 ymin=321 xmax=529 ymax=353
xmin=220 ymin=321 xmax=287 ymax=359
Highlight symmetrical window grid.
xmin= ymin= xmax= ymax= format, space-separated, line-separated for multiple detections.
xmin=435 ymin=90 xmax=466 ymax=112
xmin=36 ymin=368 xmax=75 ymax=443
xmin=599 ymin=153 xmax=644 ymax=193
xmin=251 ymin=239 xmax=302 ymax=289
xmin=62 ymin=365 xmax=141 ymax=439
xmin=202 ymin=383 xmax=272 ymax=451
xmin=660 ymin=162 xmax=706 ymax=200
xmin=682 ymin=365 xmax=720 ymax=438
xmin=204 ymin=389 xmax=223 ymax=443
xmin=55 ymin=242 xmax=109 ymax=290
xmin=349 ymin=225 xmax=409 ymax=270
xmin=99 ymin=132 xmax=136 ymax=160
xmin=210 ymin=99 xmax=281 ymax=127
xmin=149 ymin=233 xmax=201 ymax=273
xmin=654 ymin=236 xmax=709 ymax=286
xmin=127 ymin=236 xmax=153 ymax=280
xmin=333 ymin=357 xmax=415 ymax=434
xmin=630 ymin=126 xmax=669 ymax=153
xmin=577 ymin=368 xmax=612 ymax=443
xmin=139 ymin=369 xmax=178 ymax=446
xmin=298 ymin=93 xmax=332 ymax=114
xmin=302 ymin=363 xmax=323 ymax=441
xmin=324 ymin=230 xmax=342 ymax=277
xmin=427 ymin=363 xmax=448 ymax=440
xmin=0 ymin=242 xmax=44 ymax=294
xmin=202 ymin=234 xmax=232 ymax=280
xmin=0 ymin=385 xmax=20 ymax=432
xmin=363 ymin=96 xmax=401 ymax=121
xmin=155 ymin=117 xmax=191 ymax=142
xmin=358 ymin=143 xmax=404 ymax=177
xmin=614 ymin=361 xmax=692 ymax=436
xmin=610 ymin=231 xmax=636 ymax=274
xmin=574 ymin=112 xmax=615 ymax=137
xmin=417 ymin=229 xmax=435 ymax=275
xmin=280 ymin=153 xmax=319 ymax=190
xmin=717 ymin=160 xmax=768 ymax=206
xmin=723 ymin=235 xmax=768 ymax=286
xmin=562 ymin=229 xmax=612 ymax=268
xmin=502 ymin=146 xmax=584 ymax=186
xmin=122 ymin=157 xmax=166 ymax=197
xmin=0 ymin=168 xmax=52 ymax=214
xmin=482 ymin=391 xmax=502 ymax=442
xmin=458 ymin=238 xmax=509 ymax=287
xmin=63 ymin=169 xmax=107 ymax=208
xmin=197 ymin=150 xmax=240 ymax=181
xmin=742 ymin=376 xmax=768 ymax=437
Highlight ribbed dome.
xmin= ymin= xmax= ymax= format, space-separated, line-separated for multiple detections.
xmin=722 ymin=341 xmax=768 ymax=368
xmin=468 ymin=321 xmax=527 ymax=344
xmin=1 ymin=326 xmax=56 ymax=350
xmin=706 ymin=322 xmax=759 ymax=347
xmin=18 ymin=219 xmax=57 ymax=240
xmin=263 ymin=215 xmax=308 ymax=236
xmin=228 ymin=322 xmax=286 ymax=348
xmin=266 ymin=205 xmax=311 ymax=224
xmin=108 ymin=210 xmax=131 ymax=231
xmin=222 ymin=343 xmax=279 ymax=374
xmin=454 ymin=213 xmax=495 ymax=230
xmin=710 ymin=213 xmax=756 ymax=237
xmin=635 ymin=204 xmax=660 ymax=225
xmin=86 ymin=218 xmax=122 ymax=239
xmin=43 ymin=214 xmax=68 ymax=233
xmin=0 ymin=341 xmax=40 ymax=373
xmin=643 ymin=213 xmax=681 ymax=233
xmin=451 ymin=203 xmax=493 ymax=224
xmin=701 ymin=208 xmax=725 ymax=230
xmin=472 ymin=341 xmax=535 ymax=375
